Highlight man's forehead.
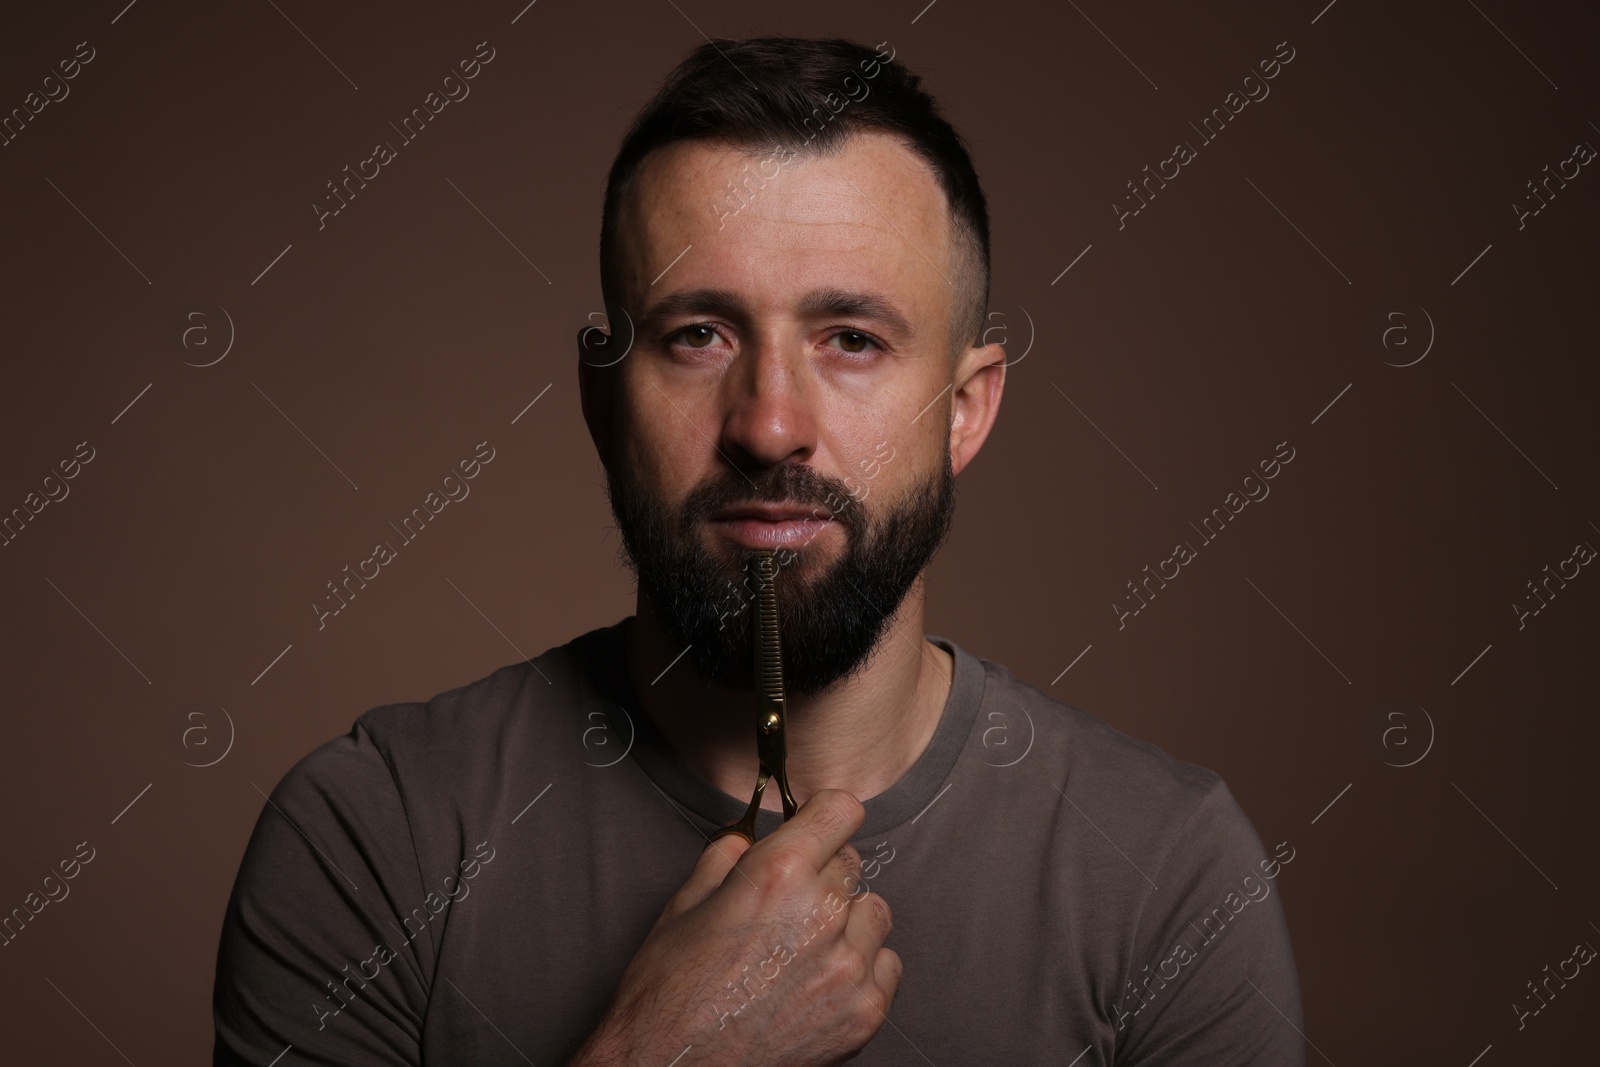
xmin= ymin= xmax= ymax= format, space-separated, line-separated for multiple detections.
xmin=615 ymin=132 xmax=957 ymax=318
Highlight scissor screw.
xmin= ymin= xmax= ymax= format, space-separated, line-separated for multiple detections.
xmin=759 ymin=711 xmax=781 ymax=734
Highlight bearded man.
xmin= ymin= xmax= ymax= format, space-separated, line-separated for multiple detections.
xmin=214 ymin=35 xmax=1304 ymax=1067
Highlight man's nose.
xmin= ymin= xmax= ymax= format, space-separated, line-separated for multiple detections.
xmin=717 ymin=340 xmax=818 ymax=471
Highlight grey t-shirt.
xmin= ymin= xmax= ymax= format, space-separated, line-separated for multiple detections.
xmin=213 ymin=621 xmax=1304 ymax=1065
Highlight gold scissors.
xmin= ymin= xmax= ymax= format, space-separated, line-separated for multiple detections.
xmin=711 ymin=549 xmax=797 ymax=844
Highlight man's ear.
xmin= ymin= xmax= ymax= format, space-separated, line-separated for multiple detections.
xmin=948 ymin=339 xmax=1006 ymax=477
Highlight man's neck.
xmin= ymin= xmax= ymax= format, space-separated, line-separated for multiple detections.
xmin=623 ymin=579 xmax=954 ymax=811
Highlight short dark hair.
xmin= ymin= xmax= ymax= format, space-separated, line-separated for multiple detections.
xmin=599 ymin=36 xmax=991 ymax=352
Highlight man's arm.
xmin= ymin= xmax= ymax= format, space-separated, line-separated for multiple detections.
xmin=213 ymin=723 xmax=431 ymax=1066
xmin=1113 ymin=779 xmax=1306 ymax=1065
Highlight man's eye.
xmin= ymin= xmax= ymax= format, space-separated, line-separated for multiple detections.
xmin=674 ymin=325 xmax=721 ymax=349
xmin=832 ymin=330 xmax=878 ymax=354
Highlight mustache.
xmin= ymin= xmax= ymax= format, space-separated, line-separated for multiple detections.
xmin=679 ymin=464 xmax=868 ymax=536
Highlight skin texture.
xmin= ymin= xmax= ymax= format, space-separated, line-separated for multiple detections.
xmin=574 ymin=131 xmax=1006 ymax=1062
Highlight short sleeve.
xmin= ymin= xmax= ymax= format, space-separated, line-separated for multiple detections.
xmin=212 ymin=722 xmax=433 ymax=1066
xmin=1113 ymin=780 xmax=1305 ymax=1065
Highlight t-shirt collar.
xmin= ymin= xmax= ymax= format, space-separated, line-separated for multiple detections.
xmin=581 ymin=618 xmax=987 ymax=840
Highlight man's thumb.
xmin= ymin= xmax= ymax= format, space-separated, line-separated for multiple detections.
xmin=662 ymin=832 xmax=752 ymax=920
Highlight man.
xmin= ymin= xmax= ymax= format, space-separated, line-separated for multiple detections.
xmin=214 ymin=36 xmax=1303 ymax=1066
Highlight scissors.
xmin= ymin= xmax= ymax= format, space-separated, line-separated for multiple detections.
xmin=710 ymin=549 xmax=797 ymax=844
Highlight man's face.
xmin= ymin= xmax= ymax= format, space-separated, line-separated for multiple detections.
xmin=591 ymin=132 xmax=990 ymax=696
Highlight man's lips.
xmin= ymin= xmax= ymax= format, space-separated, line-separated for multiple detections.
xmin=707 ymin=503 xmax=837 ymax=549
xmin=710 ymin=504 xmax=834 ymax=522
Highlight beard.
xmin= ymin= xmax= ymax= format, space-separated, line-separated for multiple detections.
xmin=606 ymin=451 xmax=956 ymax=698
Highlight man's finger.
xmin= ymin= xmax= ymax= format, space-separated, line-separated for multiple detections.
xmin=872 ymin=946 xmax=903 ymax=1002
xmin=841 ymin=888 xmax=894 ymax=958
xmin=767 ymin=788 xmax=866 ymax=871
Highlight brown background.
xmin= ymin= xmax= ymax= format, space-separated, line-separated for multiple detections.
xmin=1 ymin=0 xmax=1596 ymax=1062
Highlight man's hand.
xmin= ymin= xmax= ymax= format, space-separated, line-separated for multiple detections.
xmin=570 ymin=789 xmax=901 ymax=1066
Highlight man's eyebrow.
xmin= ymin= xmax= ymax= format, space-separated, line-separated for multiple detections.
xmin=796 ymin=287 xmax=916 ymax=339
xmin=637 ymin=288 xmax=748 ymax=334
xmin=637 ymin=286 xmax=916 ymax=339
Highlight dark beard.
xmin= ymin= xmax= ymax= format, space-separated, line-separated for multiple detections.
xmin=606 ymin=454 xmax=956 ymax=697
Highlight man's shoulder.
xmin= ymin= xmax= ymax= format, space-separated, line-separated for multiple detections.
xmin=970 ymin=648 xmax=1223 ymax=807
xmin=963 ymin=647 xmax=1285 ymax=939
xmin=351 ymin=622 xmax=620 ymax=756
xmin=957 ymin=645 xmax=1263 ymax=884
xmin=256 ymin=623 xmax=628 ymax=861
